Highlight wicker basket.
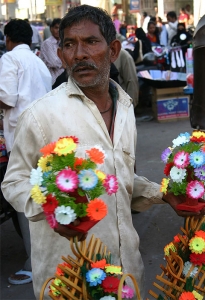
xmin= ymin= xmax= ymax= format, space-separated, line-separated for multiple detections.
xmin=149 ymin=216 xmax=205 ymax=299
xmin=40 ymin=234 xmax=141 ymax=300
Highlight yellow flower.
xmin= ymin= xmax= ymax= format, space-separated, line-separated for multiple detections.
xmin=160 ymin=178 xmax=170 ymax=194
xmin=30 ymin=185 xmax=46 ymax=204
xmin=54 ymin=137 xmax=77 ymax=156
xmin=95 ymin=170 xmax=106 ymax=181
xmin=38 ymin=155 xmax=53 ymax=172
xmin=164 ymin=242 xmax=177 ymax=256
xmin=53 ymin=278 xmax=66 ymax=287
xmin=105 ymin=265 xmax=123 ymax=275
xmin=191 ymin=131 xmax=205 ymax=138
xmin=189 ymin=236 xmax=205 ymax=254
xmin=192 ymin=290 xmax=203 ymax=300
xmin=50 ymin=284 xmax=61 ymax=296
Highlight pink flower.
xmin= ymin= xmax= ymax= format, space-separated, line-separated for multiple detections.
xmin=173 ymin=151 xmax=189 ymax=168
xmin=56 ymin=169 xmax=78 ymax=192
xmin=103 ymin=175 xmax=118 ymax=195
xmin=121 ymin=285 xmax=135 ymax=298
xmin=186 ymin=180 xmax=204 ymax=199
xmin=45 ymin=213 xmax=58 ymax=228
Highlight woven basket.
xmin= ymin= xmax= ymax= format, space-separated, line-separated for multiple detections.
xmin=149 ymin=216 xmax=205 ymax=300
xmin=40 ymin=234 xmax=141 ymax=300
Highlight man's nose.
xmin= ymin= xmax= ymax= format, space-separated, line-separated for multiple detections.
xmin=74 ymin=43 xmax=88 ymax=61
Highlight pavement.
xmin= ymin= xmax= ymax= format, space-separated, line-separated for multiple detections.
xmin=0 ymin=116 xmax=194 ymax=300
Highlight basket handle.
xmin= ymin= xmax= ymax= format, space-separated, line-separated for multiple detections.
xmin=39 ymin=276 xmax=55 ymax=300
xmin=118 ymin=273 xmax=141 ymax=300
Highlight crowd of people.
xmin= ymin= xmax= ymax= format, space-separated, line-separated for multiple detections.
xmin=0 ymin=4 xmax=204 ymax=300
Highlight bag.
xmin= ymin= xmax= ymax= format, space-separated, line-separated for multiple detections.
xmin=135 ymin=39 xmax=143 ymax=64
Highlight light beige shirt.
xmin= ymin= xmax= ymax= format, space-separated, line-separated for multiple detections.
xmin=2 ymin=78 xmax=164 ymax=299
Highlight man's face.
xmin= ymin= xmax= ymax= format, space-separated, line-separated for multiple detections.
xmin=59 ymin=20 xmax=111 ymax=88
xmin=51 ymin=24 xmax=60 ymax=40
xmin=167 ymin=16 xmax=175 ymax=23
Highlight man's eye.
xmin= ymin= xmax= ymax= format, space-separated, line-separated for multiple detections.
xmin=64 ymin=43 xmax=72 ymax=48
xmin=88 ymin=40 xmax=97 ymax=44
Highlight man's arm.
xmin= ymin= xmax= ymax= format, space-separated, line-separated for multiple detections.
xmin=0 ymin=101 xmax=12 ymax=109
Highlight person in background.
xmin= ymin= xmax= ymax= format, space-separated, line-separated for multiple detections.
xmin=142 ymin=12 xmax=150 ymax=33
xmin=43 ymin=19 xmax=52 ymax=40
xmin=40 ymin=18 xmax=64 ymax=85
xmin=131 ymin=27 xmax=152 ymax=63
xmin=157 ymin=16 xmax=168 ymax=46
xmin=166 ymin=11 xmax=178 ymax=46
xmin=0 ymin=19 xmax=52 ymax=286
xmin=24 ymin=19 xmax=42 ymax=50
xmin=112 ymin=13 xmax=121 ymax=33
xmin=149 ymin=17 xmax=161 ymax=44
xmin=119 ymin=21 xmax=127 ymax=37
xmin=185 ymin=4 xmax=194 ymax=26
xmin=111 ymin=2 xmax=119 ymax=16
xmin=178 ymin=7 xmax=189 ymax=28
xmin=146 ymin=21 xmax=160 ymax=45
xmin=171 ymin=22 xmax=192 ymax=57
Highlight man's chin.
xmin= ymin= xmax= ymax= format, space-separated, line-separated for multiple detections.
xmin=71 ymin=77 xmax=99 ymax=88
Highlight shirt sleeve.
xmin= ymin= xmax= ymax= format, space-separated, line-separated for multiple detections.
xmin=131 ymin=173 xmax=164 ymax=212
xmin=1 ymin=107 xmax=46 ymax=221
xmin=40 ymin=41 xmax=62 ymax=69
xmin=0 ymin=54 xmax=18 ymax=107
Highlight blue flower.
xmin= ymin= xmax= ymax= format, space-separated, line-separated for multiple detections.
xmin=189 ymin=151 xmax=205 ymax=168
xmin=179 ymin=132 xmax=190 ymax=144
xmin=86 ymin=268 xmax=106 ymax=286
xmin=78 ymin=169 xmax=98 ymax=190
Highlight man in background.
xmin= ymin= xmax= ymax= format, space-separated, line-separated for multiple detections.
xmin=25 ymin=19 xmax=42 ymax=50
xmin=0 ymin=19 xmax=52 ymax=285
xmin=166 ymin=11 xmax=178 ymax=45
xmin=43 ymin=19 xmax=52 ymax=40
xmin=40 ymin=18 xmax=64 ymax=85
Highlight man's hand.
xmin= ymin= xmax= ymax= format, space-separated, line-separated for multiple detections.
xmin=162 ymin=192 xmax=205 ymax=218
xmin=54 ymin=219 xmax=88 ymax=241
xmin=0 ymin=100 xmax=12 ymax=110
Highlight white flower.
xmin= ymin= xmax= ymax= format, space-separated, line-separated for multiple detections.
xmin=182 ymin=261 xmax=198 ymax=277
xmin=55 ymin=205 xmax=76 ymax=225
xmin=99 ymin=297 xmax=116 ymax=300
xmin=172 ymin=136 xmax=187 ymax=148
xmin=170 ymin=166 xmax=186 ymax=183
xmin=30 ymin=167 xmax=43 ymax=186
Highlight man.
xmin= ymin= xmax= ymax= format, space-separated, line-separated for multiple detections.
xmin=1 ymin=6 xmax=205 ymax=299
xmin=43 ymin=19 xmax=52 ymax=40
xmin=0 ymin=19 xmax=52 ymax=285
xmin=112 ymin=13 xmax=121 ymax=33
xmin=24 ymin=19 xmax=42 ymax=50
xmin=40 ymin=18 xmax=64 ymax=85
xmin=166 ymin=11 xmax=178 ymax=46
xmin=142 ymin=12 xmax=150 ymax=34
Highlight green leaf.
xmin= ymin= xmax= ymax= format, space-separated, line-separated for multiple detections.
xmin=77 ymin=188 xmax=85 ymax=197
xmin=185 ymin=277 xmax=194 ymax=292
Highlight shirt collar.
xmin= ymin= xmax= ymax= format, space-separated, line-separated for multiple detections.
xmin=12 ymin=44 xmax=31 ymax=51
xmin=49 ymin=35 xmax=60 ymax=45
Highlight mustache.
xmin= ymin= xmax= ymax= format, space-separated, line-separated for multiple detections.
xmin=70 ymin=61 xmax=98 ymax=72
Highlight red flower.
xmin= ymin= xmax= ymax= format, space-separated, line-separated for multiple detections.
xmin=190 ymin=252 xmax=205 ymax=265
xmin=190 ymin=136 xmax=205 ymax=143
xmin=42 ymin=194 xmax=59 ymax=214
xmin=58 ymin=136 xmax=79 ymax=144
xmin=195 ymin=230 xmax=205 ymax=240
xmin=74 ymin=157 xmax=85 ymax=169
xmin=164 ymin=162 xmax=174 ymax=176
xmin=101 ymin=276 xmax=120 ymax=293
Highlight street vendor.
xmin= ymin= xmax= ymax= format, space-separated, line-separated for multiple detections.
xmin=2 ymin=5 xmax=205 ymax=300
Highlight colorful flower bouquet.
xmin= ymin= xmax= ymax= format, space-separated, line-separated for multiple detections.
xmin=30 ymin=136 xmax=118 ymax=233
xmin=160 ymin=130 xmax=205 ymax=212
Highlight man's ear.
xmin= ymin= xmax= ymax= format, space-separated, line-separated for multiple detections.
xmin=57 ymin=47 xmax=66 ymax=68
xmin=109 ymin=39 xmax=121 ymax=63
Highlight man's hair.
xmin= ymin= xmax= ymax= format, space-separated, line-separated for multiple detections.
xmin=143 ymin=12 xmax=148 ymax=17
xmin=167 ymin=11 xmax=177 ymax=20
xmin=59 ymin=5 xmax=116 ymax=46
xmin=50 ymin=18 xmax=61 ymax=28
xmin=4 ymin=19 xmax=32 ymax=46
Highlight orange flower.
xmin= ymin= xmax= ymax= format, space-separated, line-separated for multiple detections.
xmin=173 ymin=235 xmax=180 ymax=243
xmin=86 ymin=147 xmax=105 ymax=164
xmin=56 ymin=262 xmax=72 ymax=276
xmin=195 ymin=230 xmax=205 ymax=240
xmin=40 ymin=142 xmax=56 ymax=157
xmin=74 ymin=157 xmax=85 ymax=169
xmin=179 ymin=291 xmax=195 ymax=300
xmin=86 ymin=198 xmax=107 ymax=220
xmin=91 ymin=259 xmax=107 ymax=269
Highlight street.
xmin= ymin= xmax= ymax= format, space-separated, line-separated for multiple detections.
xmin=0 ymin=117 xmax=193 ymax=300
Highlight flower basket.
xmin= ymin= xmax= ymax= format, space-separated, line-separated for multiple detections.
xmin=39 ymin=234 xmax=141 ymax=300
xmin=149 ymin=216 xmax=205 ymax=300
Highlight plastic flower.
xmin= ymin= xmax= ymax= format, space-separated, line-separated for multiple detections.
xmin=30 ymin=167 xmax=43 ymax=186
xmin=192 ymin=290 xmax=204 ymax=300
xmin=30 ymin=185 xmax=46 ymax=204
xmin=56 ymin=262 xmax=72 ymax=276
xmin=174 ymin=151 xmax=189 ymax=168
xmin=50 ymin=284 xmax=61 ymax=296
xmin=182 ymin=261 xmax=198 ymax=277
xmin=195 ymin=230 xmax=205 ymax=240
xmin=160 ymin=178 xmax=170 ymax=194
xmin=121 ymin=285 xmax=135 ymax=299
xmin=103 ymin=175 xmax=118 ymax=195
xmin=189 ymin=151 xmax=205 ymax=168
xmin=56 ymin=169 xmax=78 ymax=192
xmin=54 ymin=137 xmax=77 ymax=155
xmin=38 ymin=155 xmax=53 ymax=172
xmin=105 ymin=265 xmax=122 ymax=275
xmin=179 ymin=132 xmax=191 ymax=142
xmin=55 ymin=205 xmax=76 ymax=225
xmin=194 ymin=166 xmax=205 ymax=181
xmin=78 ymin=169 xmax=98 ymax=190
xmin=42 ymin=194 xmax=59 ymax=214
xmin=172 ymin=135 xmax=188 ymax=148
xmin=164 ymin=162 xmax=174 ymax=176
xmin=190 ymin=253 xmax=205 ymax=266
xmin=189 ymin=236 xmax=205 ymax=254
xmin=95 ymin=170 xmax=106 ymax=181
xmin=186 ymin=181 xmax=204 ymax=199
xmin=86 ymin=199 xmax=107 ymax=221
xmin=101 ymin=276 xmax=120 ymax=293
xmin=161 ymin=147 xmax=172 ymax=163
xmin=53 ymin=278 xmax=66 ymax=287
xmin=91 ymin=259 xmax=107 ymax=269
xmin=179 ymin=291 xmax=196 ymax=300
xmin=99 ymin=297 xmax=116 ymax=300
xmin=173 ymin=235 xmax=180 ymax=243
xmin=190 ymin=131 xmax=205 ymax=143
xmin=170 ymin=166 xmax=186 ymax=183
xmin=40 ymin=142 xmax=56 ymax=157
xmin=45 ymin=213 xmax=58 ymax=228
xmin=164 ymin=242 xmax=177 ymax=256
xmin=86 ymin=268 xmax=106 ymax=286
xmin=73 ymin=157 xmax=85 ymax=169
xmin=86 ymin=146 xmax=106 ymax=164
